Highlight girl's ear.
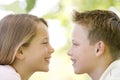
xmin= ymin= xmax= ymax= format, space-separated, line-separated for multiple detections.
xmin=15 ymin=46 xmax=25 ymax=60
xmin=95 ymin=41 xmax=105 ymax=56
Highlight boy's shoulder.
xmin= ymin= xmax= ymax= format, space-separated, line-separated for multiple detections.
xmin=99 ymin=59 xmax=120 ymax=80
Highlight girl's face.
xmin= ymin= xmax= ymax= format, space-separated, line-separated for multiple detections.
xmin=22 ymin=22 xmax=54 ymax=72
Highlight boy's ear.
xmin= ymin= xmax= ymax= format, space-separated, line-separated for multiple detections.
xmin=15 ymin=46 xmax=25 ymax=60
xmin=95 ymin=41 xmax=105 ymax=56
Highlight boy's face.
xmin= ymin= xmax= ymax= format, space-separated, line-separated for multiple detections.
xmin=68 ymin=23 xmax=97 ymax=74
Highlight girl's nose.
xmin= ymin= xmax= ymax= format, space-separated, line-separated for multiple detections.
xmin=49 ymin=45 xmax=54 ymax=54
xmin=50 ymin=47 xmax=54 ymax=53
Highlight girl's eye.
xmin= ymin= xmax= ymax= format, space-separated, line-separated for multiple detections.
xmin=43 ymin=42 xmax=48 ymax=44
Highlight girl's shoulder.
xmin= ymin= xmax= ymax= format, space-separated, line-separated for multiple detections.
xmin=0 ymin=65 xmax=21 ymax=80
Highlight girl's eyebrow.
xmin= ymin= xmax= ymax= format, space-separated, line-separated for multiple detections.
xmin=42 ymin=37 xmax=49 ymax=41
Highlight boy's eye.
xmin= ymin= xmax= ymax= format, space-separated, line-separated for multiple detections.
xmin=73 ymin=43 xmax=79 ymax=46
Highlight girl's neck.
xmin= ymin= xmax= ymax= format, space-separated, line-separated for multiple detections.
xmin=11 ymin=64 xmax=34 ymax=80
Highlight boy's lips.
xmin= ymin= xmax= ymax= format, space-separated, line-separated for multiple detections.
xmin=71 ymin=58 xmax=76 ymax=65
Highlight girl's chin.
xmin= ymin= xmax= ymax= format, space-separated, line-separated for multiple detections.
xmin=41 ymin=68 xmax=49 ymax=72
xmin=44 ymin=68 xmax=49 ymax=72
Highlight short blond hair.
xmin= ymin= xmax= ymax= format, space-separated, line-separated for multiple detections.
xmin=72 ymin=10 xmax=120 ymax=60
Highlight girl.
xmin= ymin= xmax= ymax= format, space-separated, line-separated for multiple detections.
xmin=0 ymin=14 xmax=54 ymax=80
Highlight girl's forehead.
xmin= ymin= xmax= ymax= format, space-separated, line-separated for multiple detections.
xmin=37 ymin=22 xmax=48 ymax=32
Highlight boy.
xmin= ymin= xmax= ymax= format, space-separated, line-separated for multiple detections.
xmin=68 ymin=10 xmax=120 ymax=80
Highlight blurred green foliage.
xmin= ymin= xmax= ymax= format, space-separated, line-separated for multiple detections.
xmin=0 ymin=0 xmax=26 ymax=13
xmin=26 ymin=0 xmax=36 ymax=12
xmin=1 ymin=0 xmax=120 ymax=29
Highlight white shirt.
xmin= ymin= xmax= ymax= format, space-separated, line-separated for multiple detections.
xmin=99 ymin=59 xmax=120 ymax=80
xmin=0 ymin=65 xmax=21 ymax=80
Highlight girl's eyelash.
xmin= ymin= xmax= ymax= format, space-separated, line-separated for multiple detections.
xmin=43 ymin=42 xmax=48 ymax=44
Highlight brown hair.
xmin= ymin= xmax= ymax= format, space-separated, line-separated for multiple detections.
xmin=0 ymin=14 xmax=48 ymax=65
xmin=72 ymin=10 xmax=120 ymax=60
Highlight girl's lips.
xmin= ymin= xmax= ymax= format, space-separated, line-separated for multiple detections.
xmin=44 ymin=57 xmax=51 ymax=63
